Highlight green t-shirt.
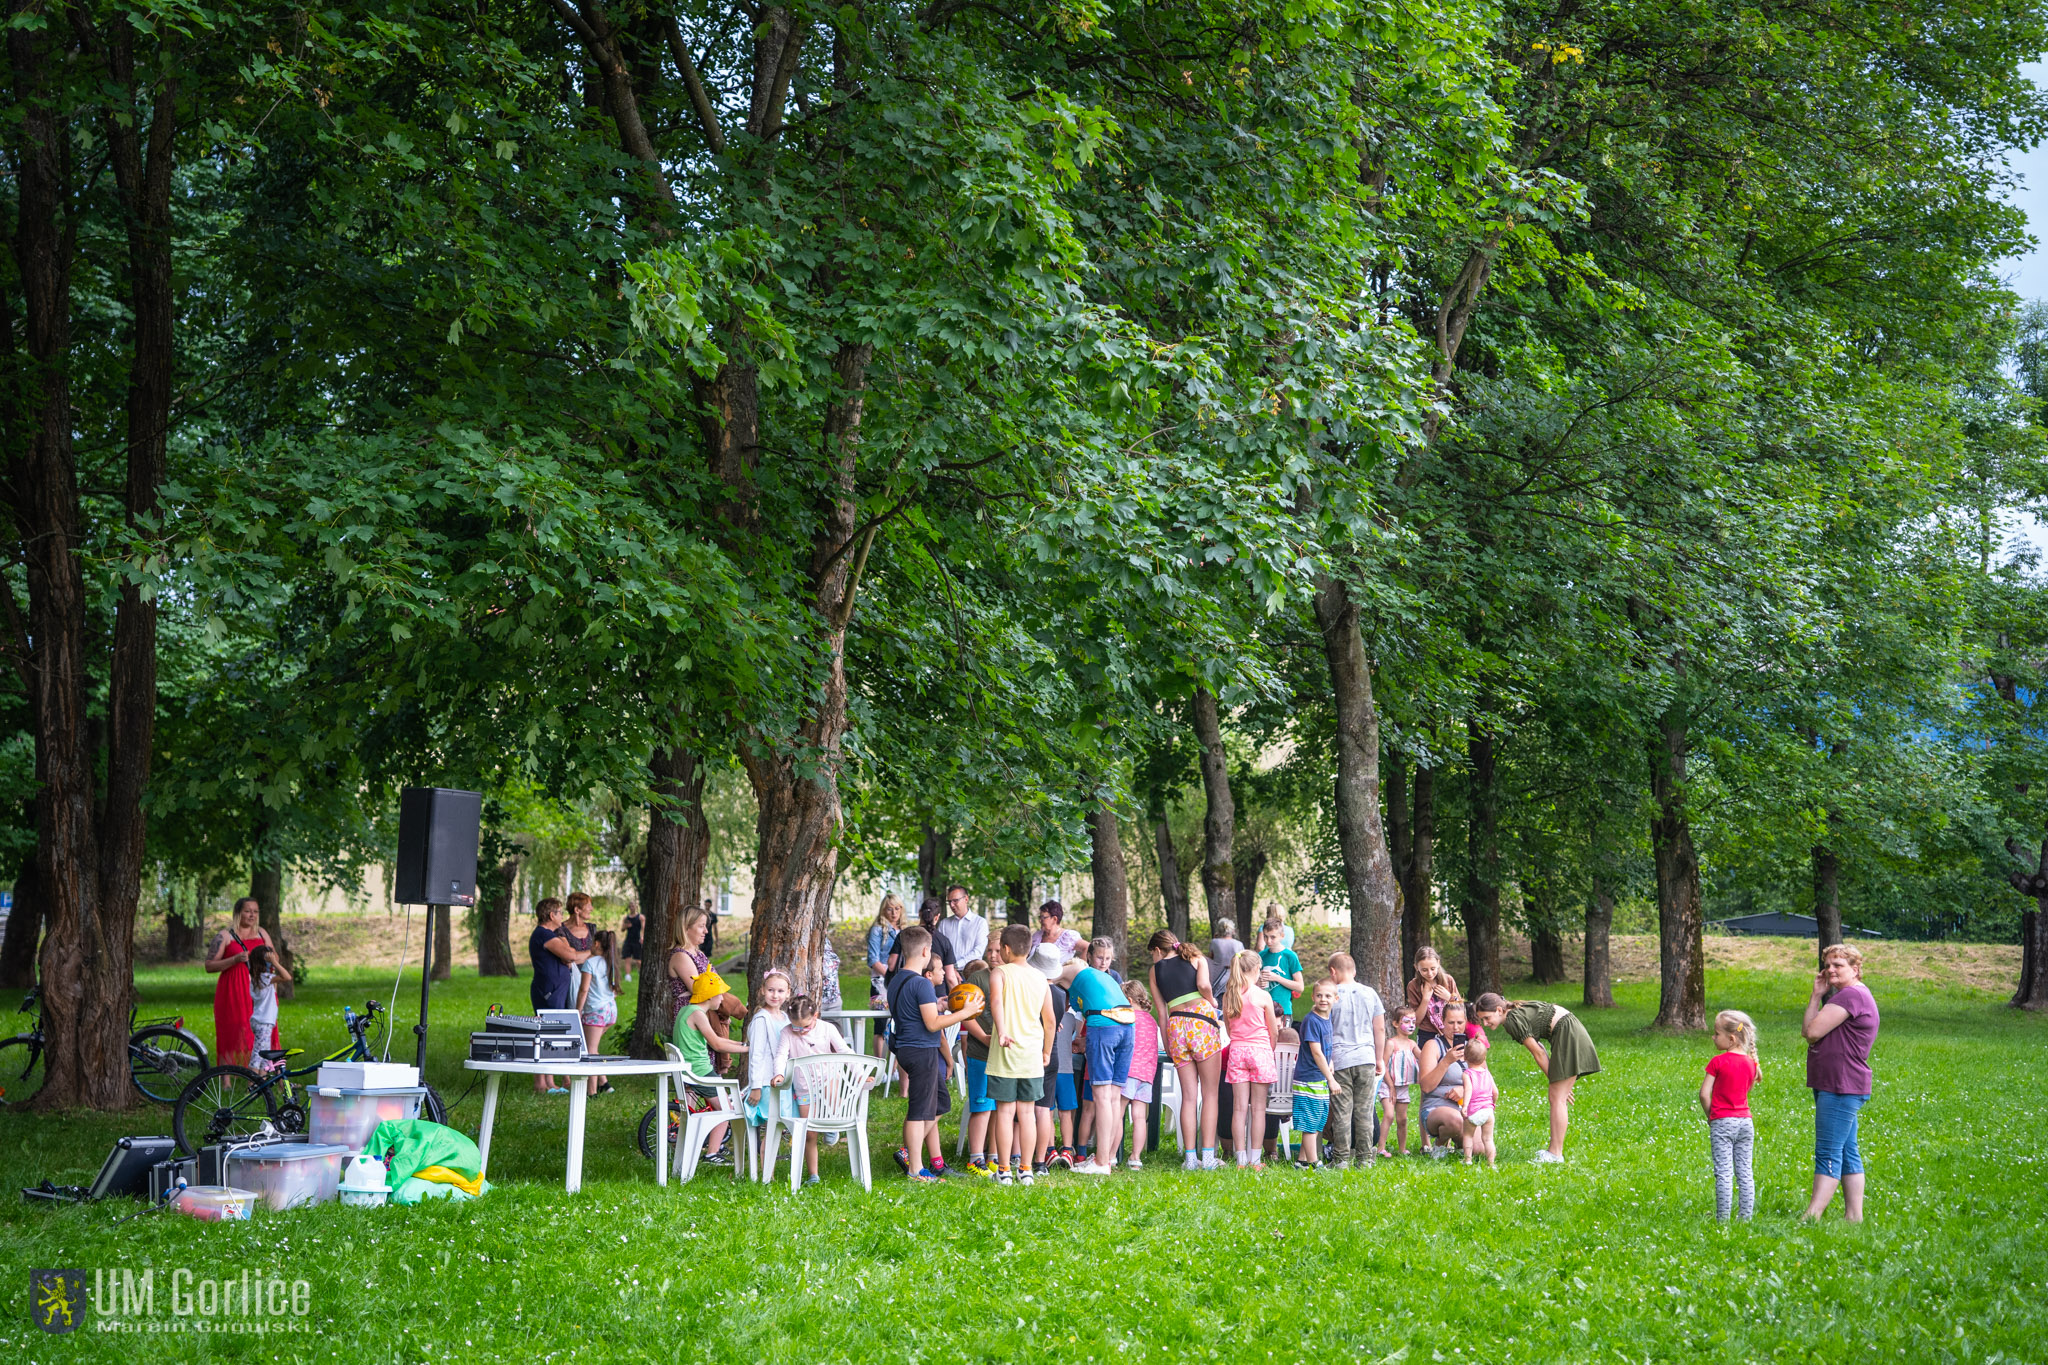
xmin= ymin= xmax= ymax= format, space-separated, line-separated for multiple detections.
xmin=961 ymin=966 xmax=994 ymax=1062
xmin=1259 ymin=948 xmax=1303 ymax=1017
xmin=673 ymin=1003 xmax=713 ymax=1076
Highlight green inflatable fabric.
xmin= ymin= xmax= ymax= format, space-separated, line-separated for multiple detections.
xmin=366 ymin=1118 xmax=487 ymax=1191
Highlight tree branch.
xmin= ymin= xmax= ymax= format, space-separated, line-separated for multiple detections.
xmin=662 ymin=16 xmax=727 ymax=155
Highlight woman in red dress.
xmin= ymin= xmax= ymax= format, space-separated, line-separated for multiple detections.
xmin=205 ymin=898 xmax=274 ymax=1069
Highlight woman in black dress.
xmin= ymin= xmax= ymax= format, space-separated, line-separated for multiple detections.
xmin=620 ymin=905 xmax=645 ymax=982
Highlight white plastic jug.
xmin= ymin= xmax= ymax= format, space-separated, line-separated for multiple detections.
xmin=338 ymin=1154 xmax=389 ymax=1207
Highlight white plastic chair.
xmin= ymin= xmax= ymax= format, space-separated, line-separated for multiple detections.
xmin=782 ymin=1052 xmax=886 ymax=1192
xmin=1156 ymin=1060 xmax=1183 ymax=1153
xmin=664 ymin=1043 xmax=748 ymax=1182
xmin=1266 ymin=1043 xmax=1299 ymax=1161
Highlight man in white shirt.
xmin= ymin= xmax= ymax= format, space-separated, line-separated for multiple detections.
xmin=935 ymin=884 xmax=989 ymax=967
xmin=1324 ymin=951 xmax=1388 ymax=1167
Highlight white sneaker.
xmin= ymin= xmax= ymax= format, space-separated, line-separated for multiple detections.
xmin=1530 ymin=1149 xmax=1564 ymax=1164
xmin=1199 ymin=1154 xmax=1224 ymax=1171
xmin=1072 ymin=1160 xmax=1113 ymax=1175
xmin=1019 ymin=1170 xmax=1035 ymax=1186
xmin=1182 ymin=1152 xmax=1200 ymax=1170
xmin=1127 ymin=1158 xmax=1143 ymax=1171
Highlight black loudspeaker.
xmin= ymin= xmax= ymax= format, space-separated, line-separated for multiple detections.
xmin=394 ymin=786 xmax=482 ymax=906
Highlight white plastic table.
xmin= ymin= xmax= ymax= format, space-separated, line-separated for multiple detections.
xmin=823 ymin=1008 xmax=887 ymax=1054
xmin=465 ymin=1057 xmax=682 ymax=1193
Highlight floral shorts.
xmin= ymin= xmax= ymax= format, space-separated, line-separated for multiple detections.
xmin=581 ymin=1008 xmax=617 ymax=1029
xmin=1165 ymin=1002 xmax=1223 ymax=1064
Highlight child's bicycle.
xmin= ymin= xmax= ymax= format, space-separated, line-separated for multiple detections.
xmin=169 ymin=1001 xmax=446 ymax=1154
xmin=0 ymin=986 xmax=211 ymax=1106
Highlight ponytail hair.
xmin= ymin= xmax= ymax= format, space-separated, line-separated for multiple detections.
xmin=1473 ymin=991 xmax=1507 ymax=1014
xmin=1222 ymin=950 xmax=1263 ymax=1021
xmin=1715 ymin=1009 xmax=1761 ymax=1072
xmin=1150 ymin=927 xmax=1201 ymax=964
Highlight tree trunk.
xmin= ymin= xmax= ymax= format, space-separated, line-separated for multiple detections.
xmin=1190 ymin=687 xmax=1236 ymax=936
xmin=250 ymin=858 xmax=294 ymax=999
xmin=476 ymin=855 xmax=522 ymax=977
xmin=1530 ymin=921 xmax=1566 ymax=984
xmin=1405 ymin=763 xmax=1436 ymax=971
xmin=739 ymin=340 xmax=871 ymax=1008
xmin=917 ymin=824 xmax=950 ymax=906
xmin=1312 ymin=578 xmax=1401 ymax=1003
xmin=2016 ymin=903 xmax=2048 ymax=1012
xmin=0 ymin=866 xmax=40 ymax=987
xmin=1649 ymin=714 xmax=1707 ymax=1029
xmin=1583 ymin=874 xmax=1615 ymax=1008
xmin=1006 ymin=876 xmax=1032 ymax=927
xmin=1462 ymin=716 xmax=1502 ymax=997
xmin=1088 ymin=806 xmax=1129 ymax=968
xmin=1812 ymin=841 xmax=1841 ymax=964
xmin=1387 ymin=749 xmax=1410 ymax=952
xmin=18 ymin=16 xmax=175 ymax=1110
xmin=2018 ymin=910 xmax=2039 ymax=1010
xmin=1233 ymin=847 xmax=1268 ymax=928
xmin=164 ymin=885 xmax=202 ymax=963
xmin=431 ymin=902 xmax=452 ymax=982
xmin=1154 ymin=818 xmax=1190 ymax=941
xmin=628 ymin=746 xmax=709 ymax=1058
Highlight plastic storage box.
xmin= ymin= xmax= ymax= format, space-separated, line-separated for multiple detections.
xmin=316 ymin=1061 xmax=419 ymax=1089
xmin=223 ymin=1142 xmax=349 ymax=1211
xmin=308 ymin=1086 xmax=427 ymax=1151
xmin=171 ymin=1185 xmax=257 ymax=1221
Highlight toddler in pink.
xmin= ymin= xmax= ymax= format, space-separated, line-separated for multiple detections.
xmin=1460 ymin=1035 xmax=1498 ymax=1167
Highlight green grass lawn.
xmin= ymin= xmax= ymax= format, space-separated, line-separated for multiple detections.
xmin=1 ymin=958 xmax=2044 ymax=1362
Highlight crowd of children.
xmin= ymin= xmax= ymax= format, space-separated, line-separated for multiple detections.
xmin=667 ymin=911 xmax=1804 ymax=1223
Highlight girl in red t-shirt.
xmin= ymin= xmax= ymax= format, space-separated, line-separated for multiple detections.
xmin=1699 ymin=1010 xmax=1762 ymax=1220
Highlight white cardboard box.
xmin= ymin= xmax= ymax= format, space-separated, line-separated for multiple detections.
xmin=317 ymin=1061 xmax=420 ymax=1090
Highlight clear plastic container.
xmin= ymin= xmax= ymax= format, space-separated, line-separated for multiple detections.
xmin=170 ymin=1185 xmax=257 ymax=1221
xmin=308 ymin=1086 xmax=426 ymax=1151
xmin=223 ymin=1142 xmax=348 ymax=1211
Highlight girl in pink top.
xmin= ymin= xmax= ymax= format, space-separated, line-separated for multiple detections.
xmin=1221 ymin=951 xmax=1279 ymax=1169
xmin=772 ymin=995 xmax=854 ymax=1185
xmin=1460 ymin=1036 xmax=1499 ymax=1167
xmin=1120 ymin=984 xmax=1162 ymax=1170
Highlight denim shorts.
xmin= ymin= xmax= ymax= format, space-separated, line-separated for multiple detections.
xmin=1813 ymin=1089 xmax=1868 ymax=1178
xmin=1084 ymin=1020 xmax=1135 ymax=1088
xmin=965 ymin=1056 xmax=995 ymax=1114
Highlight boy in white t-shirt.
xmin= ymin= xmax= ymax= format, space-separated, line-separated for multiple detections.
xmin=1324 ymin=952 xmax=1388 ymax=1167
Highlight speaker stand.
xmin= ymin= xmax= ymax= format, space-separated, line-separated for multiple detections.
xmin=415 ymin=904 xmax=440 ymax=1075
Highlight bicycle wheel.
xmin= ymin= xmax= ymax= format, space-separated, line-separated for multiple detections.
xmin=0 ymin=1034 xmax=45 ymax=1107
xmin=129 ymin=1026 xmax=208 ymax=1104
xmin=173 ymin=1066 xmax=278 ymax=1155
xmin=637 ymin=1096 xmax=684 ymax=1159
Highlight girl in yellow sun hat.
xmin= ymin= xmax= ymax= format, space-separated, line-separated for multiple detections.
xmin=674 ymin=969 xmax=749 ymax=1166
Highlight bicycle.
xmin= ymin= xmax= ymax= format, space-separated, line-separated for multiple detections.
xmin=0 ymin=987 xmax=211 ymax=1106
xmin=170 ymin=1000 xmax=447 ymax=1154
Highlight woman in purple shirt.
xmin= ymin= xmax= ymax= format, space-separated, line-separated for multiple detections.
xmin=1801 ymin=943 xmax=1880 ymax=1222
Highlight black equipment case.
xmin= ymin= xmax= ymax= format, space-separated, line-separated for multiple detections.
xmin=468 ymin=1032 xmax=580 ymax=1064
